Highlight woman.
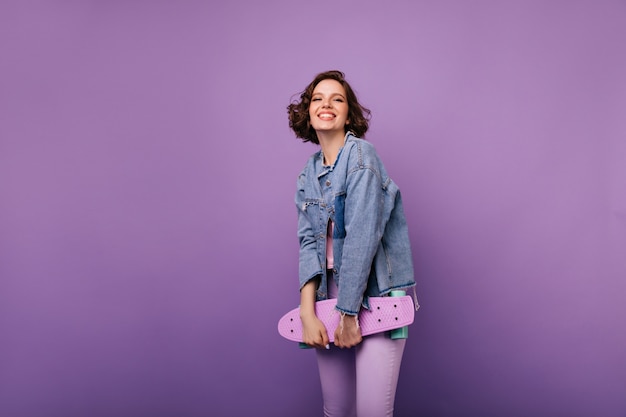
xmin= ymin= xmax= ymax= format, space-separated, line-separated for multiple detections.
xmin=287 ymin=70 xmax=417 ymax=417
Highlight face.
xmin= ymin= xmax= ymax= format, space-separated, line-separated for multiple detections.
xmin=308 ymin=79 xmax=349 ymax=137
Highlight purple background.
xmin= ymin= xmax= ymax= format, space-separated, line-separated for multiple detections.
xmin=1 ymin=1 xmax=625 ymax=416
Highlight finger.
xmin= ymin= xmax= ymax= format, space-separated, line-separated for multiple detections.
xmin=307 ymin=337 xmax=322 ymax=349
xmin=313 ymin=330 xmax=329 ymax=349
xmin=320 ymin=329 xmax=330 ymax=347
xmin=304 ymin=333 xmax=322 ymax=348
xmin=332 ymin=331 xmax=341 ymax=348
xmin=334 ymin=327 xmax=341 ymax=341
xmin=334 ymin=333 xmax=346 ymax=349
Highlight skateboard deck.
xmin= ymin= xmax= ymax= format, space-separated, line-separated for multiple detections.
xmin=277 ymin=295 xmax=415 ymax=343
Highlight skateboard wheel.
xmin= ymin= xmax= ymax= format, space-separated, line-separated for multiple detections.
xmin=389 ymin=290 xmax=409 ymax=340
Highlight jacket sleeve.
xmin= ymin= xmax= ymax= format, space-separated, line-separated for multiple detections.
xmin=295 ymin=172 xmax=323 ymax=290
xmin=335 ymin=163 xmax=385 ymax=315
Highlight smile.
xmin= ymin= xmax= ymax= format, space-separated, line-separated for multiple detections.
xmin=318 ymin=112 xmax=335 ymax=120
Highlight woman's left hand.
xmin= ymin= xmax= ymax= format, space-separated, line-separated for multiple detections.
xmin=333 ymin=314 xmax=362 ymax=348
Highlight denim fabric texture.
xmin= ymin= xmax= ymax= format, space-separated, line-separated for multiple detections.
xmin=296 ymin=133 xmax=416 ymax=315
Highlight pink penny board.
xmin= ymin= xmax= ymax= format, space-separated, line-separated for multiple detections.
xmin=277 ymin=295 xmax=415 ymax=343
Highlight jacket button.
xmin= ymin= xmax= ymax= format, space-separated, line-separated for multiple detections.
xmin=325 ymin=180 xmax=331 ymax=186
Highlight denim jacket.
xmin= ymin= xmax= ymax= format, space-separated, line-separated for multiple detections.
xmin=296 ymin=133 xmax=416 ymax=315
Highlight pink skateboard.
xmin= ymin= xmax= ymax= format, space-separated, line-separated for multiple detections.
xmin=277 ymin=294 xmax=415 ymax=344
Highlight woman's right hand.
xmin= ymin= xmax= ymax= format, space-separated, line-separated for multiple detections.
xmin=301 ymin=314 xmax=330 ymax=349
xmin=299 ymin=276 xmax=329 ymax=349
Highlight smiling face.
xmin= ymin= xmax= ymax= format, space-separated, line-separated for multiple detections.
xmin=308 ymin=79 xmax=349 ymax=139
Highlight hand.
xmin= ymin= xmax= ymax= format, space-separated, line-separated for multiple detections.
xmin=334 ymin=314 xmax=362 ymax=348
xmin=301 ymin=314 xmax=330 ymax=349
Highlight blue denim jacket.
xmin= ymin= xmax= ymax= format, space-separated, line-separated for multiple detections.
xmin=296 ymin=133 xmax=416 ymax=315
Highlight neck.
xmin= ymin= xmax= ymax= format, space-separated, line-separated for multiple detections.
xmin=318 ymin=131 xmax=346 ymax=166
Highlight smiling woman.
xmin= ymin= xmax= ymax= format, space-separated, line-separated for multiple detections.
xmin=286 ymin=70 xmax=418 ymax=417
xmin=288 ymin=70 xmax=371 ymax=146
xmin=308 ymin=80 xmax=349 ymax=140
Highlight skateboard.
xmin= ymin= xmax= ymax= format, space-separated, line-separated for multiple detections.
xmin=277 ymin=292 xmax=415 ymax=345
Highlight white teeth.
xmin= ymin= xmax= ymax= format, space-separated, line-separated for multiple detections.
xmin=319 ymin=113 xmax=335 ymax=120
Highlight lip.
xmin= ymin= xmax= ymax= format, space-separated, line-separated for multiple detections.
xmin=317 ymin=111 xmax=336 ymax=120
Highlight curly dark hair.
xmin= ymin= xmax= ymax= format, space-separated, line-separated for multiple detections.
xmin=287 ymin=70 xmax=371 ymax=144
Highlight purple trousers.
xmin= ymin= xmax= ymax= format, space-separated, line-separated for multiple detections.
xmin=315 ymin=275 xmax=406 ymax=417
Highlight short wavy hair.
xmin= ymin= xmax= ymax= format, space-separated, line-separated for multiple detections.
xmin=287 ymin=70 xmax=371 ymax=144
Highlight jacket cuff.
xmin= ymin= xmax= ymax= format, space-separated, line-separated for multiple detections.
xmin=334 ymin=298 xmax=361 ymax=316
xmin=299 ymin=271 xmax=322 ymax=291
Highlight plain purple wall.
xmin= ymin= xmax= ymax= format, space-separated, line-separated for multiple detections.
xmin=1 ymin=1 xmax=625 ymax=416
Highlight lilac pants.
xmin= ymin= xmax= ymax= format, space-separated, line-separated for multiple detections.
xmin=315 ymin=275 xmax=406 ymax=417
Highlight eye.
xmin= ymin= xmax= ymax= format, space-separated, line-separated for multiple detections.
xmin=311 ymin=97 xmax=322 ymax=101
xmin=333 ymin=98 xmax=344 ymax=103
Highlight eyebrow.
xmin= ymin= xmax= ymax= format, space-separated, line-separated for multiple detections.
xmin=311 ymin=92 xmax=346 ymax=99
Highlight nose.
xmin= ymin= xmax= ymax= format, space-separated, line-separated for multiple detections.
xmin=321 ymin=98 xmax=332 ymax=108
